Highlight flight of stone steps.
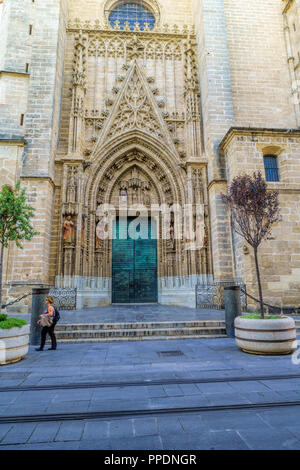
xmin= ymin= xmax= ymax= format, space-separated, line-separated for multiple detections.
xmin=52 ymin=320 xmax=227 ymax=343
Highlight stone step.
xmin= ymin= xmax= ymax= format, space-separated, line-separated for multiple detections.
xmin=47 ymin=334 xmax=227 ymax=344
xmin=54 ymin=326 xmax=226 ymax=340
xmin=55 ymin=320 xmax=225 ymax=331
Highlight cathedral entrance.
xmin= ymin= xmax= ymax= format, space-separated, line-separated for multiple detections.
xmin=112 ymin=217 xmax=158 ymax=304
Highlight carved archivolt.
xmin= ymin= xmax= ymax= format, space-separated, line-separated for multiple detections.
xmin=91 ymin=148 xmax=179 ymax=208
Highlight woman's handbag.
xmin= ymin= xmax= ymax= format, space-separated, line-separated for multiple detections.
xmin=39 ymin=314 xmax=53 ymax=327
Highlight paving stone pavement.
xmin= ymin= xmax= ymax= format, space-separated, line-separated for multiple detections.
xmin=7 ymin=304 xmax=226 ymax=324
xmin=1 ymin=330 xmax=300 ymax=449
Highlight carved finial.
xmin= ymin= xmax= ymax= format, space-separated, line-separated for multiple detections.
xmin=113 ymin=20 xmax=121 ymax=31
xmin=123 ymin=21 xmax=131 ymax=31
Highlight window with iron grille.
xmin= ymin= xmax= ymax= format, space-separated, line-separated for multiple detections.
xmin=264 ymin=155 xmax=279 ymax=182
xmin=109 ymin=2 xmax=156 ymax=31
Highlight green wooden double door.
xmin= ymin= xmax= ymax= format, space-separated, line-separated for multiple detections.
xmin=112 ymin=217 xmax=158 ymax=304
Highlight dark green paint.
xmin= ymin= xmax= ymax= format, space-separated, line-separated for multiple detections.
xmin=112 ymin=217 xmax=158 ymax=303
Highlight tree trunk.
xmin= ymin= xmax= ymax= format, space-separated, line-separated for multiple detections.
xmin=253 ymin=246 xmax=264 ymax=318
xmin=0 ymin=243 xmax=3 ymax=312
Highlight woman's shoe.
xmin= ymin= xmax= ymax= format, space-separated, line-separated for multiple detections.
xmin=35 ymin=348 xmax=43 ymax=351
xmin=48 ymin=348 xmax=56 ymax=350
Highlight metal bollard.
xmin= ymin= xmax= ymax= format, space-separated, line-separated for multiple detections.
xmin=224 ymin=286 xmax=241 ymax=338
xmin=30 ymin=287 xmax=49 ymax=345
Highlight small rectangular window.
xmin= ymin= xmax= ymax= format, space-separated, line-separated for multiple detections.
xmin=264 ymin=155 xmax=279 ymax=182
xmin=25 ymin=63 xmax=29 ymax=73
xmin=20 ymin=114 xmax=25 ymax=126
xmin=29 ymin=25 xmax=33 ymax=35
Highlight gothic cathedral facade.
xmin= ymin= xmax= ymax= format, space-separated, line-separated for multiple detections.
xmin=0 ymin=0 xmax=300 ymax=312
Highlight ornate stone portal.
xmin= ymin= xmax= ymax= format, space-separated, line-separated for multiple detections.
xmin=55 ymin=20 xmax=213 ymax=308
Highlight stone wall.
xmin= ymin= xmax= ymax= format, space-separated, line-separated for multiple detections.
xmin=192 ymin=0 xmax=234 ymax=182
xmin=283 ymin=0 xmax=300 ymax=126
xmin=220 ymin=128 xmax=300 ymax=310
xmin=224 ymin=0 xmax=296 ymax=129
xmin=1 ymin=0 xmax=300 ymax=312
xmin=0 ymin=0 xmax=69 ymax=311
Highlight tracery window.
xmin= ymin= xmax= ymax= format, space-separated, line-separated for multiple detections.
xmin=109 ymin=2 xmax=156 ymax=31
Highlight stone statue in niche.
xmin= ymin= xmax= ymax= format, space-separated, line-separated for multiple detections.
xmin=192 ymin=168 xmax=203 ymax=205
xmin=95 ymin=217 xmax=105 ymax=250
xmin=63 ymin=246 xmax=73 ymax=277
xmin=81 ymin=217 xmax=85 ymax=248
xmin=167 ymin=220 xmax=175 ymax=251
xmin=67 ymin=167 xmax=77 ymax=203
xmin=119 ymin=182 xmax=128 ymax=205
xmin=63 ymin=216 xmax=75 ymax=244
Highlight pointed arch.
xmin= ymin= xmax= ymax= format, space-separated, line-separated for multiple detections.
xmin=145 ymin=39 xmax=163 ymax=60
xmin=85 ymin=131 xmax=186 ymax=211
xmin=88 ymin=37 xmax=106 ymax=57
xmin=91 ymin=60 xmax=181 ymax=160
xmin=164 ymin=40 xmax=182 ymax=60
xmin=107 ymin=37 xmax=126 ymax=57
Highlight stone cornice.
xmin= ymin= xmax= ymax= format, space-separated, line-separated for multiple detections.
xmin=207 ymin=179 xmax=227 ymax=191
xmin=266 ymin=182 xmax=300 ymax=193
xmin=219 ymin=127 xmax=300 ymax=151
xmin=0 ymin=70 xmax=30 ymax=79
xmin=0 ymin=135 xmax=26 ymax=146
xmin=67 ymin=20 xmax=195 ymax=39
xmin=20 ymin=175 xmax=55 ymax=189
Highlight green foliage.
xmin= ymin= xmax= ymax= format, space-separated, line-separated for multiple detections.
xmin=0 ymin=318 xmax=27 ymax=329
xmin=0 ymin=313 xmax=7 ymax=322
xmin=242 ymin=314 xmax=282 ymax=320
xmin=0 ymin=181 xmax=38 ymax=249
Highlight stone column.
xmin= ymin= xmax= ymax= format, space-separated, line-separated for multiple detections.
xmin=192 ymin=0 xmax=234 ymax=181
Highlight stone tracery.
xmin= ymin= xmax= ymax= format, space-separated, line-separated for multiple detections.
xmin=56 ymin=17 xmax=211 ymax=306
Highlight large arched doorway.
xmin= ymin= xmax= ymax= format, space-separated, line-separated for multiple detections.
xmin=56 ymin=136 xmax=212 ymax=309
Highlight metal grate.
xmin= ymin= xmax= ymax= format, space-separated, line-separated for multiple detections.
xmin=264 ymin=155 xmax=279 ymax=182
xmin=157 ymin=350 xmax=184 ymax=357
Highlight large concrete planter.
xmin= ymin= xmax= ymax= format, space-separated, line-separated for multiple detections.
xmin=234 ymin=316 xmax=297 ymax=355
xmin=0 ymin=324 xmax=30 ymax=365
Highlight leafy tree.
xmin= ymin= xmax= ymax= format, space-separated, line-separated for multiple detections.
xmin=222 ymin=172 xmax=281 ymax=318
xmin=0 ymin=182 xmax=38 ymax=310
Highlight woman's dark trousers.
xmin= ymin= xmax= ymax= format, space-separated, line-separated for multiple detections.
xmin=40 ymin=324 xmax=57 ymax=350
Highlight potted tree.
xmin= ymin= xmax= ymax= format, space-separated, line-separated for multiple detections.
xmin=0 ymin=182 xmax=37 ymax=365
xmin=222 ymin=172 xmax=297 ymax=355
